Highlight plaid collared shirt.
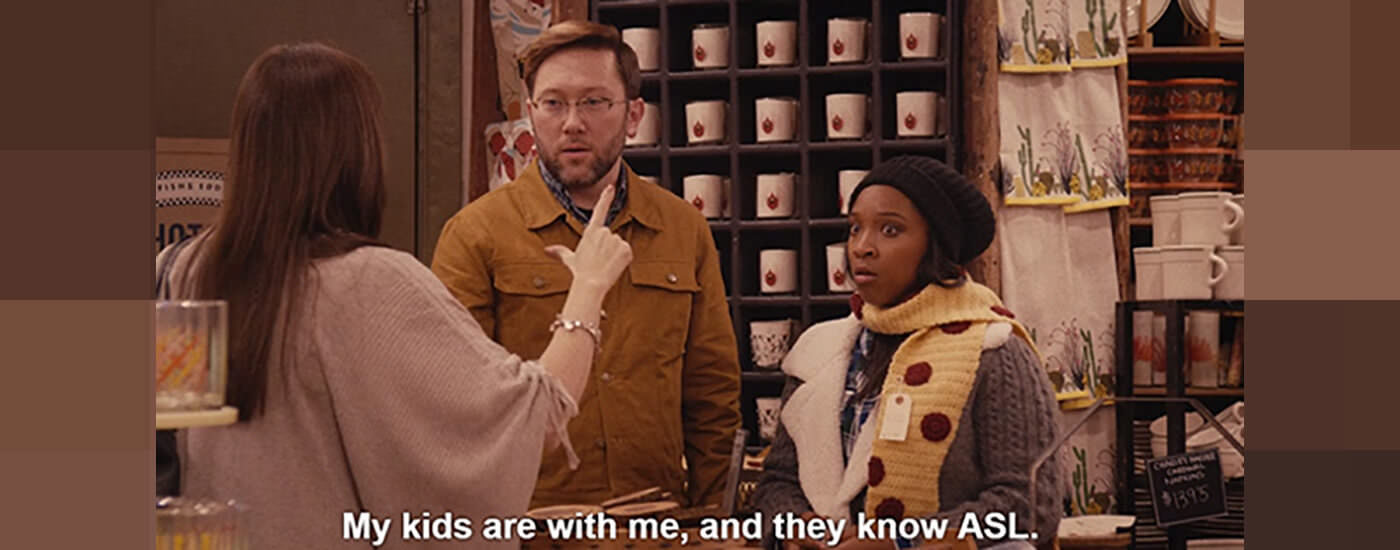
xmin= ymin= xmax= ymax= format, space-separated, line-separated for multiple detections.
xmin=539 ymin=161 xmax=629 ymax=227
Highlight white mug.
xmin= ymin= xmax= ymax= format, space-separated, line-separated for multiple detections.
xmin=685 ymin=100 xmax=727 ymax=144
xmin=755 ymin=97 xmax=799 ymax=143
xmin=759 ymin=249 xmax=798 ymax=293
xmin=1133 ymin=246 xmax=1163 ymax=301
xmin=756 ymin=172 xmax=795 ymax=218
xmin=827 ymin=18 xmax=868 ymax=64
xmin=1149 ymin=194 xmax=1181 ymax=247
xmin=838 ymin=169 xmax=868 ymax=214
xmin=1187 ymin=311 xmax=1220 ymax=388
xmin=622 ymin=27 xmax=661 ymax=72
xmin=1132 ymin=310 xmax=1155 ymax=386
xmin=627 ymin=102 xmax=661 ymax=146
xmin=755 ymin=397 xmax=783 ymax=441
xmin=750 ymin=320 xmax=795 ymax=369
xmin=683 ymin=174 xmax=726 ymax=219
xmin=1159 ymin=244 xmax=1228 ymax=300
xmin=895 ymin=91 xmax=939 ymax=137
xmin=756 ymin=20 xmax=798 ymax=66
xmin=1230 ymin=193 xmax=1245 ymax=244
xmin=899 ymin=12 xmax=942 ymax=59
xmin=1178 ymin=191 xmax=1244 ymax=247
xmin=692 ymin=24 xmax=730 ymax=69
xmin=1215 ymin=245 xmax=1245 ymax=300
xmin=825 ymin=93 xmax=868 ymax=140
xmin=826 ymin=243 xmax=855 ymax=292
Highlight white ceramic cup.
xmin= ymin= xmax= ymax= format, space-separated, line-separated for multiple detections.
xmin=1133 ymin=247 xmax=1163 ymax=301
xmin=1132 ymin=310 xmax=1155 ymax=386
xmin=827 ymin=18 xmax=868 ymax=64
xmin=759 ymin=249 xmax=798 ymax=293
xmin=622 ymin=27 xmax=661 ymax=71
xmin=895 ymin=91 xmax=939 ymax=137
xmin=750 ymin=319 xmax=795 ymax=369
xmin=1178 ymin=191 xmax=1243 ymax=247
xmin=692 ymin=24 xmax=730 ymax=69
xmin=755 ymin=97 xmax=799 ymax=143
xmin=1230 ymin=193 xmax=1245 ymax=244
xmin=755 ymin=397 xmax=783 ymax=441
xmin=627 ymin=102 xmax=661 ymax=146
xmin=838 ymin=169 xmax=868 ymax=214
xmin=1149 ymin=194 xmax=1181 ymax=246
xmin=756 ymin=20 xmax=798 ymax=66
xmin=756 ymin=172 xmax=796 ymax=218
xmin=1215 ymin=245 xmax=1245 ymax=300
xmin=1151 ymin=313 xmax=1167 ymax=385
xmin=683 ymin=174 xmax=726 ymax=218
xmin=899 ymin=12 xmax=942 ymax=59
xmin=1187 ymin=311 xmax=1221 ymax=388
xmin=825 ymin=93 xmax=868 ymax=140
xmin=1159 ymin=244 xmax=1228 ymax=300
xmin=685 ymin=100 xmax=727 ymax=144
xmin=826 ymin=242 xmax=855 ymax=293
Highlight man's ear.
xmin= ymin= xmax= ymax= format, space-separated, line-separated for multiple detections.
xmin=625 ymin=97 xmax=645 ymax=138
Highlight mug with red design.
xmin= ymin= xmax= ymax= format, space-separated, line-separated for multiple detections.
xmin=692 ymin=24 xmax=730 ymax=69
xmin=755 ymin=20 xmax=797 ymax=67
xmin=685 ymin=100 xmax=727 ymax=145
xmin=895 ymin=91 xmax=938 ymax=138
xmin=759 ymin=249 xmax=797 ymax=293
xmin=826 ymin=242 xmax=856 ymax=293
xmin=838 ymin=169 xmax=868 ymax=214
xmin=827 ymin=18 xmax=868 ymax=64
xmin=756 ymin=172 xmax=795 ymax=218
xmin=621 ymin=27 xmax=660 ymax=72
xmin=825 ymin=93 xmax=868 ymax=140
xmin=898 ymin=12 xmax=941 ymax=59
xmin=683 ymin=174 xmax=726 ymax=219
xmin=754 ymin=97 xmax=799 ymax=143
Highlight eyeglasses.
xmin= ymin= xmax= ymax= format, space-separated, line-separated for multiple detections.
xmin=530 ymin=96 xmax=623 ymax=118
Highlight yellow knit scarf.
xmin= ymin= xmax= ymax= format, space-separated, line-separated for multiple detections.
xmin=859 ymin=281 xmax=1042 ymax=520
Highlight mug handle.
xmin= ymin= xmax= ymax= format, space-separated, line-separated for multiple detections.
xmin=1208 ymin=253 xmax=1229 ymax=287
xmin=1222 ymin=198 xmax=1244 ymax=232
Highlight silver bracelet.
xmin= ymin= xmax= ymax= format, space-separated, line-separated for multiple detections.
xmin=549 ymin=314 xmax=602 ymax=350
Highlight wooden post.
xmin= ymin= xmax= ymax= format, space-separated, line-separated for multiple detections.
xmin=1112 ymin=0 xmax=1134 ymax=302
xmin=467 ymin=0 xmax=504 ymax=202
xmin=553 ymin=0 xmax=588 ymax=23
xmin=963 ymin=0 xmax=1002 ymax=295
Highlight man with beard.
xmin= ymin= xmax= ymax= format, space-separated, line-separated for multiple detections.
xmin=431 ymin=21 xmax=741 ymax=510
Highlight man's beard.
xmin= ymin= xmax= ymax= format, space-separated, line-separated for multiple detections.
xmin=541 ymin=125 xmax=626 ymax=189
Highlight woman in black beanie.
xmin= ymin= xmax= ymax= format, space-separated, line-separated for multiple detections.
xmin=752 ymin=156 xmax=1064 ymax=550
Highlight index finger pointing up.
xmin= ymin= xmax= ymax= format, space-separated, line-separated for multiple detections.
xmin=588 ymin=184 xmax=616 ymax=229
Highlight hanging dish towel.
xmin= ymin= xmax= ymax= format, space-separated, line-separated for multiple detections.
xmin=1063 ymin=69 xmax=1130 ymax=212
xmin=1069 ymin=0 xmax=1128 ymax=68
xmin=999 ymin=0 xmax=1074 ymax=72
xmin=999 ymin=72 xmax=1082 ymax=206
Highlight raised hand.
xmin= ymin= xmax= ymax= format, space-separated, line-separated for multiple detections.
xmin=544 ymin=185 xmax=634 ymax=291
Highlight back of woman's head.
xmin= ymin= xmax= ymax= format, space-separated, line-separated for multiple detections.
xmin=187 ymin=42 xmax=387 ymax=420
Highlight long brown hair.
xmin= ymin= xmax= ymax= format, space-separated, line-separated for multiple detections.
xmin=183 ymin=42 xmax=387 ymax=420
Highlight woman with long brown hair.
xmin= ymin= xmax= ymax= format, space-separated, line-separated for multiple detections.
xmin=158 ymin=42 xmax=632 ymax=549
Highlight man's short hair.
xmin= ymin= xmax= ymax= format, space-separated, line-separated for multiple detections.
xmin=519 ymin=20 xmax=642 ymax=100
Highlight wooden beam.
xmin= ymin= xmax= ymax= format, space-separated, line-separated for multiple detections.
xmin=962 ymin=0 xmax=1002 ymax=295
xmin=1113 ymin=0 xmax=1133 ymax=301
xmin=554 ymin=0 xmax=588 ymax=23
xmin=466 ymin=0 xmax=503 ymax=202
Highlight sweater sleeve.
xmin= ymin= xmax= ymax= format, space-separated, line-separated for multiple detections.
xmin=750 ymin=376 xmax=813 ymax=549
xmin=933 ymin=334 xmax=1065 ymax=543
xmin=313 ymin=250 xmax=578 ymax=545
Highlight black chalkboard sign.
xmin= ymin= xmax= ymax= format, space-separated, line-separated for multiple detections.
xmin=1145 ymin=448 xmax=1228 ymax=527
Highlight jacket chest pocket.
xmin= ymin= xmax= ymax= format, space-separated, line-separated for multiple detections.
xmin=492 ymin=262 xmax=572 ymax=326
xmin=626 ymin=261 xmax=700 ymax=361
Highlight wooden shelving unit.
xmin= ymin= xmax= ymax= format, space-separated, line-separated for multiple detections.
xmin=1127 ymin=45 xmax=1243 ymax=64
xmin=593 ymin=0 xmax=962 ymax=447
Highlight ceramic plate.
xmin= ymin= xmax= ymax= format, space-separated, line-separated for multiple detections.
xmin=604 ymin=501 xmax=680 ymax=518
xmin=1057 ymin=515 xmax=1136 ymax=538
xmin=525 ymin=504 xmax=603 ymax=521
xmin=1124 ymin=0 xmax=1171 ymax=37
xmin=1185 ymin=0 xmax=1245 ymax=40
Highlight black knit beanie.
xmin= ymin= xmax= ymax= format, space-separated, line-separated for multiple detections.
xmin=848 ymin=155 xmax=996 ymax=265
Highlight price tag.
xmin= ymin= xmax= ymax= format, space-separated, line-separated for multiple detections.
xmin=878 ymin=393 xmax=912 ymax=441
xmin=1145 ymin=448 xmax=1228 ymax=527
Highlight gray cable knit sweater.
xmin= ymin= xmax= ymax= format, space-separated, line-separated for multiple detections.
xmin=751 ymin=315 xmax=1064 ymax=548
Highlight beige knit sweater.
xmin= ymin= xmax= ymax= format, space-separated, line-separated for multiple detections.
xmin=166 ymin=240 xmax=578 ymax=549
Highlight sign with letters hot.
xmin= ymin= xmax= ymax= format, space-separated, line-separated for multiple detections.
xmin=156 ymin=138 xmax=227 ymax=256
xmin=1145 ymin=448 xmax=1228 ymax=527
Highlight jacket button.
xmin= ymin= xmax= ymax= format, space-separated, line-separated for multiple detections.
xmin=595 ymin=438 xmax=606 ymax=449
xmin=666 ymin=273 xmax=678 ymax=283
xmin=533 ymin=276 xmax=546 ymax=288
xmin=600 ymin=372 xmax=613 ymax=382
